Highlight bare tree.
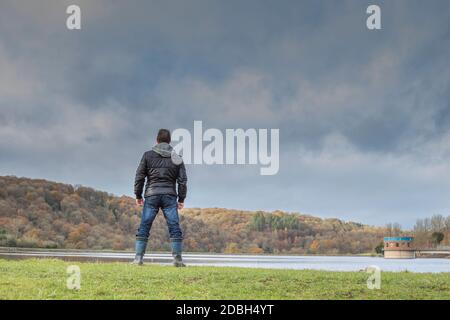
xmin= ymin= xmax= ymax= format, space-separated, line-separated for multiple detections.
xmin=386 ymin=222 xmax=402 ymax=236
xmin=431 ymin=214 xmax=445 ymax=232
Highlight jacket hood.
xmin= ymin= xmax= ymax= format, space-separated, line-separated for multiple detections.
xmin=152 ymin=142 xmax=173 ymax=157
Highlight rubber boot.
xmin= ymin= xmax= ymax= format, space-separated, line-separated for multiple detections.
xmin=171 ymin=240 xmax=186 ymax=267
xmin=130 ymin=238 xmax=147 ymax=265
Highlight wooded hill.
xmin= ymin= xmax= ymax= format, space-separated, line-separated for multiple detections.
xmin=0 ymin=176 xmax=387 ymax=254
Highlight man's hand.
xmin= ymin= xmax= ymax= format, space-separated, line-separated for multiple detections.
xmin=177 ymin=202 xmax=184 ymax=210
xmin=136 ymin=198 xmax=144 ymax=206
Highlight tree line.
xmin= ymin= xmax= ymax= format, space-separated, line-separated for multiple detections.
xmin=1 ymin=176 xmax=446 ymax=254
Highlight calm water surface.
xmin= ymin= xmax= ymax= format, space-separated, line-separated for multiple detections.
xmin=184 ymin=254 xmax=450 ymax=273
xmin=2 ymin=249 xmax=449 ymax=273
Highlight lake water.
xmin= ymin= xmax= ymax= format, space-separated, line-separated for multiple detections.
xmin=182 ymin=254 xmax=450 ymax=273
xmin=1 ymin=249 xmax=449 ymax=273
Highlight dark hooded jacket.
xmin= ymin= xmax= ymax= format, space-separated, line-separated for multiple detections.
xmin=134 ymin=143 xmax=187 ymax=202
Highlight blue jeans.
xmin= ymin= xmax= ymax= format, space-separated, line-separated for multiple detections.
xmin=136 ymin=194 xmax=183 ymax=241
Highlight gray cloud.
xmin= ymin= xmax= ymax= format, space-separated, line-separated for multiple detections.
xmin=1 ymin=0 xmax=450 ymax=227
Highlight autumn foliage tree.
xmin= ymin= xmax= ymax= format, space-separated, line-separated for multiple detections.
xmin=0 ymin=176 xmax=391 ymax=254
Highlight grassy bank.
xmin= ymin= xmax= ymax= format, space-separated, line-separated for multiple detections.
xmin=0 ymin=259 xmax=449 ymax=300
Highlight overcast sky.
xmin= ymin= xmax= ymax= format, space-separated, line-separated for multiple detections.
xmin=1 ymin=0 xmax=449 ymax=227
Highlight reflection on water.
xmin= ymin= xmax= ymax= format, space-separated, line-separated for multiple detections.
xmin=184 ymin=255 xmax=450 ymax=273
xmin=2 ymin=249 xmax=449 ymax=273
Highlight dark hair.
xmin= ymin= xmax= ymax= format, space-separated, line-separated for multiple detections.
xmin=157 ymin=129 xmax=171 ymax=143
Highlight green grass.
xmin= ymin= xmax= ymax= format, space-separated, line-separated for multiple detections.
xmin=0 ymin=258 xmax=449 ymax=300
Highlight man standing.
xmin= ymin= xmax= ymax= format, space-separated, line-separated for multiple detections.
xmin=132 ymin=129 xmax=187 ymax=267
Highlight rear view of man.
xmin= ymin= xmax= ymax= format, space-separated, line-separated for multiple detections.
xmin=132 ymin=129 xmax=187 ymax=267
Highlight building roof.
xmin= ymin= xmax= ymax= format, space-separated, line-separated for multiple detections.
xmin=384 ymin=237 xmax=414 ymax=242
